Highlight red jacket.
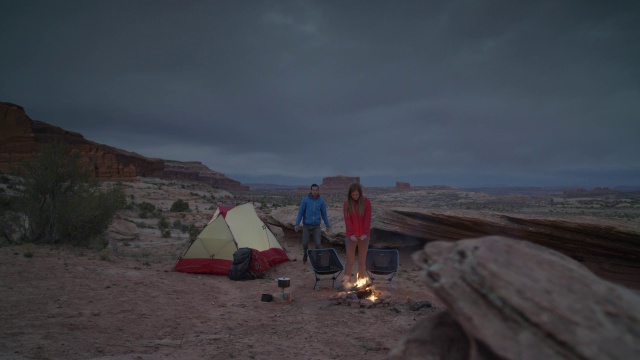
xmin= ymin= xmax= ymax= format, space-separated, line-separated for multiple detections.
xmin=343 ymin=198 xmax=372 ymax=238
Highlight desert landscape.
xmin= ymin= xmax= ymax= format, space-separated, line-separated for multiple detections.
xmin=2 ymin=1 xmax=640 ymax=356
xmin=1 ymin=176 xmax=639 ymax=359
xmin=0 ymin=177 xmax=441 ymax=360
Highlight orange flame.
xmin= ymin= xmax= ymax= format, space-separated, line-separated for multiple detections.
xmin=353 ymin=275 xmax=377 ymax=302
xmin=354 ymin=275 xmax=369 ymax=288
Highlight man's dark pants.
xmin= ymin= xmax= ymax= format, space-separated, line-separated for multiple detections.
xmin=302 ymin=224 xmax=322 ymax=261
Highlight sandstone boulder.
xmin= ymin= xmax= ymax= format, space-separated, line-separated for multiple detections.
xmin=373 ymin=208 xmax=640 ymax=289
xmin=107 ymin=219 xmax=140 ymax=242
xmin=390 ymin=236 xmax=640 ymax=359
xmin=266 ymin=224 xmax=284 ymax=239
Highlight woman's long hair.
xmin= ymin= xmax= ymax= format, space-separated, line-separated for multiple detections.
xmin=346 ymin=183 xmax=365 ymax=216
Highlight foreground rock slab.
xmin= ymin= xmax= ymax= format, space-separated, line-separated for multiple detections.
xmin=390 ymin=236 xmax=640 ymax=360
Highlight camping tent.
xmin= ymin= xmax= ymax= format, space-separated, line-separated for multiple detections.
xmin=173 ymin=203 xmax=289 ymax=275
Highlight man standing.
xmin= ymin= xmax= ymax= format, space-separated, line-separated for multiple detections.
xmin=295 ymin=184 xmax=331 ymax=264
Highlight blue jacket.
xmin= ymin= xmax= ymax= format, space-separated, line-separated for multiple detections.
xmin=295 ymin=194 xmax=331 ymax=227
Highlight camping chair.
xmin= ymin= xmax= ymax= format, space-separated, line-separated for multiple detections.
xmin=365 ymin=249 xmax=400 ymax=289
xmin=307 ymin=248 xmax=344 ymax=290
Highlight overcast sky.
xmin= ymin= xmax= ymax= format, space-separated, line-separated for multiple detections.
xmin=1 ymin=1 xmax=639 ymax=188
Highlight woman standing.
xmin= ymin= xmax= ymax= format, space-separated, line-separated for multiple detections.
xmin=342 ymin=183 xmax=372 ymax=287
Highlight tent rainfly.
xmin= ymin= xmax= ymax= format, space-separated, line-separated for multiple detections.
xmin=173 ymin=203 xmax=289 ymax=275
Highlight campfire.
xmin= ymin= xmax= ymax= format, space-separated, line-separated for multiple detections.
xmin=331 ymin=275 xmax=392 ymax=308
xmin=351 ymin=276 xmax=377 ymax=301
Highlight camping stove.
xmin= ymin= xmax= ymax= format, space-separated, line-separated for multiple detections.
xmin=277 ymin=277 xmax=291 ymax=300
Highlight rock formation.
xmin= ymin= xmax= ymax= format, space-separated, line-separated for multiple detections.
xmin=395 ymin=181 xmax=410 ymax=190
xmin=0 ymin=102 xmax=245 ymax=191
xmin=269 ymin=205 xmax=640 ymax=289
xmin=321 ymin=175 xmax=359 ymax=191
xmin=371 ymin=208 xmax=640 ymax=289
xmin=389 ymin=236 xmax=640 ymax=359
xmin=1 ymin=102 xmax=163 ymax=178
xmin=163 ymin=160 xmax=248 ymax=191
xmin=107 ymin=219 xmax=140 ymax=242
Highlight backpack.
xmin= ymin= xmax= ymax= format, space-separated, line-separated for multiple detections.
xmin=228 ymin=247 xmax=256 ymax=281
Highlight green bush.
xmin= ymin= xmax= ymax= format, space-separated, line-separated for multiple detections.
xmin=187 ymin=224 xmax=200 ymax=239
xmin=138 ymin=201 xmax=160 ymax=218
xmin=170 ymin=199 xmax=189 ymax=212
xmin=16 ymin=143 xmax=126 ymax=246
xmin=0 ymin=177 xmax=21 ymax=244
xmin=158 ymin=217 xmax=170 ymax=230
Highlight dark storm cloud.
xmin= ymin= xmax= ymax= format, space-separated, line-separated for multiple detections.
xmin=1 ymin=0 xmax=639 ymax=186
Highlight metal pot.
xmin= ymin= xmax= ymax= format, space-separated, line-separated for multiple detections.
xmin=277 ymin=277 xmax=290 ymax=288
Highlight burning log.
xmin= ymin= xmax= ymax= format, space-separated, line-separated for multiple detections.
xmin=330 ymin=276 xmax=392 ymax=307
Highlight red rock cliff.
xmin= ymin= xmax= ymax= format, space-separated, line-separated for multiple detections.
xmin=0 ymin=102 xmax=164 ymax=178
xmin=0 ymin=102 xmax=247 ymax=191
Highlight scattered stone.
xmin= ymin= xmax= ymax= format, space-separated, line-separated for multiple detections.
xmin=408 ymin=300 xmax=432 ymax=311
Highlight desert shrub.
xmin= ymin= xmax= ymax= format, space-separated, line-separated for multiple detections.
xmin=99 ymin=248 xmax=112 ymax=261
xmin=138 ymin=201 xmax=159 ymax=218
xmin=0 ymin=212 xmax=22 ymax=245
xmin=16 ymin=143 xmax=126 ymax=246
xmin=138 ymin=201 xmax=156 ymax=212
xmin=187 ymin=224 xmax=200 ymax=239
xmin=0 ymin=191 xmax=22 ymax=244
xmin=158 ymin=217 xmax=170 ymax=230
xmin=170 ymin=199 xmax=189 ymax=212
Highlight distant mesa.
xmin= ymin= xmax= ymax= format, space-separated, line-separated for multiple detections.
xmin=396 ymin=181 xmax=410 ymax=190
xmin=563 ymin=187 xmax=615 ymax=196
xmin=0 ymin=102 xmax=247 ymax=191
xmin=322 ymin=175 xmax=360 ymax=191
xmin=295 ymin=175 xmax=359 ymax=193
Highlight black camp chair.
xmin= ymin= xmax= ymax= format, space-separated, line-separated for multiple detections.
xmin=307 ymin=248 xmax=344 ymax=290
xmin=365 ymin=249 xmax=400 ymax=289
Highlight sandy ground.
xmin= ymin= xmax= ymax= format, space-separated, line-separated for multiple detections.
xmin=0 ymin=230 xmax=440 ymax=360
